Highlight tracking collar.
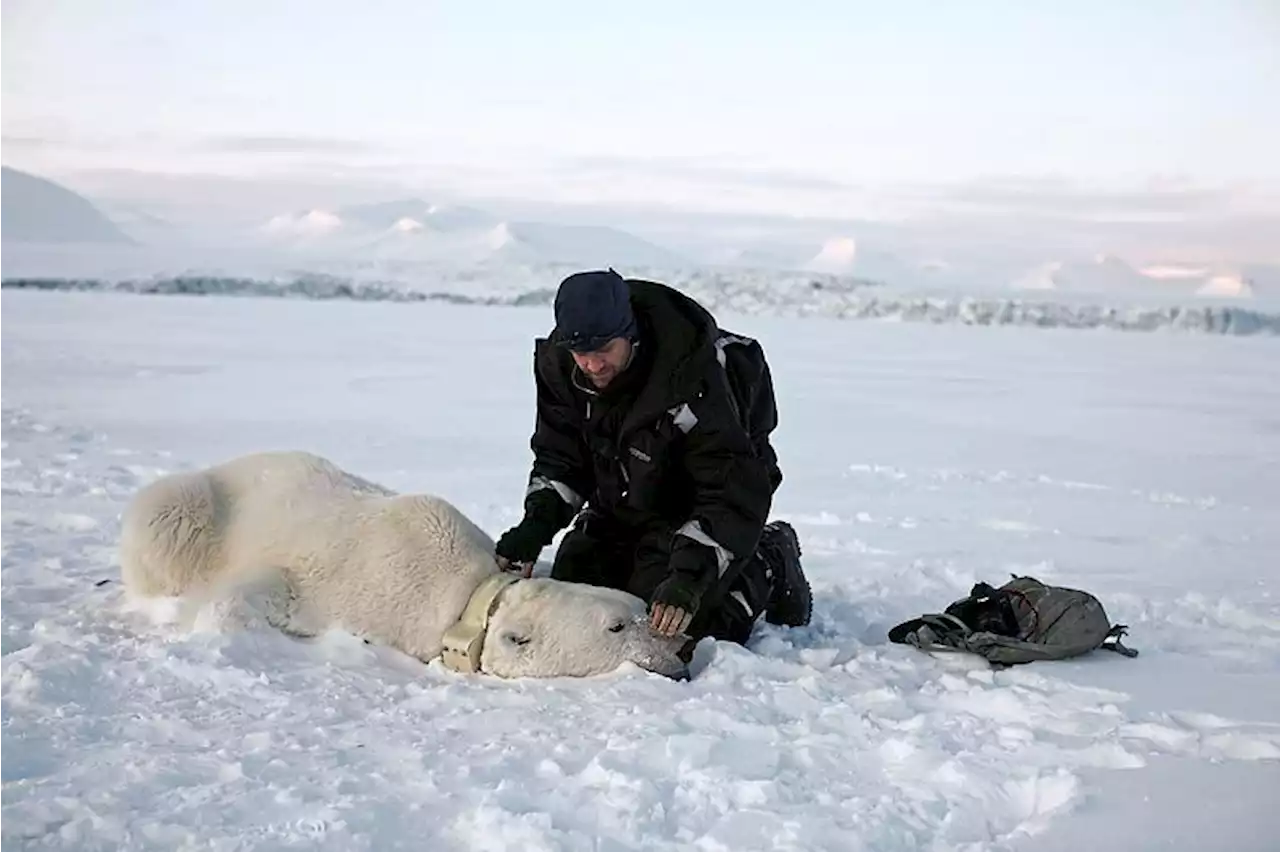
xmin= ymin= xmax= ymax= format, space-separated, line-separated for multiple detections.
xmin=440 ymin=572 xmax=521 ymax=673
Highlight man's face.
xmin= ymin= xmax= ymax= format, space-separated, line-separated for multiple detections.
xmin=571 ymin=337 xmax=632 ymax=388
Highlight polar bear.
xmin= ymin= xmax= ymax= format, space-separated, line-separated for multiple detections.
xmin=118 ymin=450 xmax=690 ymax=680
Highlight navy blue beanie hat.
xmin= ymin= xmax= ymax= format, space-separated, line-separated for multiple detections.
xmin=552 ymin=268 xmax=638 ymax=352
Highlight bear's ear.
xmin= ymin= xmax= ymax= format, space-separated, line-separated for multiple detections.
xmin=502 ymin=632 xmax=531 ymax=647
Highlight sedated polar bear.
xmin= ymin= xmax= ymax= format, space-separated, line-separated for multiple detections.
xmin=118 ymin=450 xmax=689 ymax=680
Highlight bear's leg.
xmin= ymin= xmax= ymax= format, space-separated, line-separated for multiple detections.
xmin=249 ymin=567 xmax=322 ymax=638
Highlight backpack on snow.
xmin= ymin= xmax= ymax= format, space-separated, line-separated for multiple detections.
xmin=887 ymin=575 xmax=1138 ymax=667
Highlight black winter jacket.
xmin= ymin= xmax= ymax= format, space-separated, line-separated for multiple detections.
xmin=522 ymin=278 xmax=782 ymax=587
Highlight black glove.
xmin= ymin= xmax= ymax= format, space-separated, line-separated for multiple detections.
xmin=495 ymin=487 xmax=574 ymax=565
xmin=495 ymin=516 xmax=558 ymax=565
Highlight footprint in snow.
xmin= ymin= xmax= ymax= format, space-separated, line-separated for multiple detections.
xmin=1120 ymin=714 xmax=1280 ymax=762
xmin=46 ymin=513 xmax=100 ymax=533
xmin=980 ymin=519 xmax=1044 ymax=533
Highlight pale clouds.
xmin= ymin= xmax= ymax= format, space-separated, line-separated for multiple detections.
xmin=200 ymin=135 xmax=379 ymax=155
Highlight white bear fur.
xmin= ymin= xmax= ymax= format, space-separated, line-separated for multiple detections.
xmin=118 ymin=450 xmax=688 ymax=679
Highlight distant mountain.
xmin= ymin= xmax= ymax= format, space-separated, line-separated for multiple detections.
xmin=1141 ymin=263 xmax=1268 ymax=299
xmin=1196 ymin=273 xmax=1254 ymax=298
xmin=805 ymin=237 xmax=857 ymax=274
xmin=1052 ymin=255 xmax=1155 ymax=292
xmin=487 ymin=221 xmax=685 ymax=268
xmin=1 ymin=166 xmax=133 ymax=244
xmin=801 ymin=235 xmax=959 ymax=288
xmin=1011 ymin=261 xmax=1062 ymax=291
xmin=261 ymin=209 xmax=344 ymax=241
xmin=1013 ymin=253 xmax=1172 ymax=296
xmin=337 ymin=199 xmax=495 ymax=232
xmin=99 ymin=204 xmax=176 ymax=244
xmin=1013 ymin=255 xmax=1262 ymax=299
xmin=257 ymin=202 xmax=687 ymax=268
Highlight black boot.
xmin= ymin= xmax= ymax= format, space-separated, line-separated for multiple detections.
xmin=759 ymin=521 xmax=812 ymax=627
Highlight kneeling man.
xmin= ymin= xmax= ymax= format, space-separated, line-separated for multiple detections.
xmin=496 ymin=269 xmax=811 ymax=650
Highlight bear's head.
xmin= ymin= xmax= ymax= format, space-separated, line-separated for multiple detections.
xmin=479 ymin=578 xmax=691 ymax=680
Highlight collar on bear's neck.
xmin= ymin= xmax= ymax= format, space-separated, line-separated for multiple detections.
xmin=440 ymin=572 xmax=521 ymax=673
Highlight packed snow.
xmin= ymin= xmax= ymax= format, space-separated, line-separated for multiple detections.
xmin=3 ymin=289 xmax=1279 ymax=851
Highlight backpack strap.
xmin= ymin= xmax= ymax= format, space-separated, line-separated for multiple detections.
xmin=888 ymin=613 xmax=972 ymax=651
xmin=712 ymin=331 xmax=751 ymax=428
xmin=1100 ymin=624 xmax=1140 ymax=658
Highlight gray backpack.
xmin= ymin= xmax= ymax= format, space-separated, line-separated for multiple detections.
xmin=888 ymin=575 xmax=1138 ymax=667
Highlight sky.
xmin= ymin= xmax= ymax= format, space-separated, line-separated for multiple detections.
xmin=3 ymin=0 xmax=1279 ymax=228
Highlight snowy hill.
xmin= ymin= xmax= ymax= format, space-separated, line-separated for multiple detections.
xmin=337 ymin=198 xmax=495 ymax=232
xmin=1143 ymin=263 xmax=1271 ymax=299
xmin=1 ymin=166 xmax=134 ymax=244
xmin=1196 ymin=273 xmax=1255 ymax=298
xmin=97 ymin=203 xmax=178 ymax=245
xmin=801 ymin=237 xmax=990 ymax=291
xmin=262 ymin=209 xmax=344 ymax=240
xmin=488 ymin=220 xmax=686 ymax=268
xmin=805 ymin=236 xmax=859 ymax=274
xmin=1017 ymin=255 xmax=1157 ymax=294
xmin=1015 ymin=255 xmax=1264 ymax=299
xmin=788 ymin=235 xmax=907 ymax=281
xmin=257 ymin=201 xmax=688 ymax=269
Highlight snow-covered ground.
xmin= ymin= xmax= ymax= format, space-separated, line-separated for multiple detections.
xmin=3 ymin=289 xmax=1279 ymax=851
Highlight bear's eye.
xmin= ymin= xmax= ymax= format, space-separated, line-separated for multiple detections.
xmin=608 ymin=622 xmax=626 ymax=633
xmin=504 ymin=632 xmax=531 ymax=647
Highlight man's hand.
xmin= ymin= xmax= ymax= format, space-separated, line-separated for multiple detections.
xmin=495 ymin=514 xmax=556 ymax=572
xmin=649 ymin=601 xmax=693 ymax=636
xmin=495 ymin=554 xmax=534 ymax=578
xmin=649 ymin=574 xmax=701 ymax=637
xmin=647 ymin=534 xmax=717 ymax=637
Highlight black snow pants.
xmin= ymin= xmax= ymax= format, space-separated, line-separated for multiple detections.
xmin=549 ymin=510 xmax=772 ymax=647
